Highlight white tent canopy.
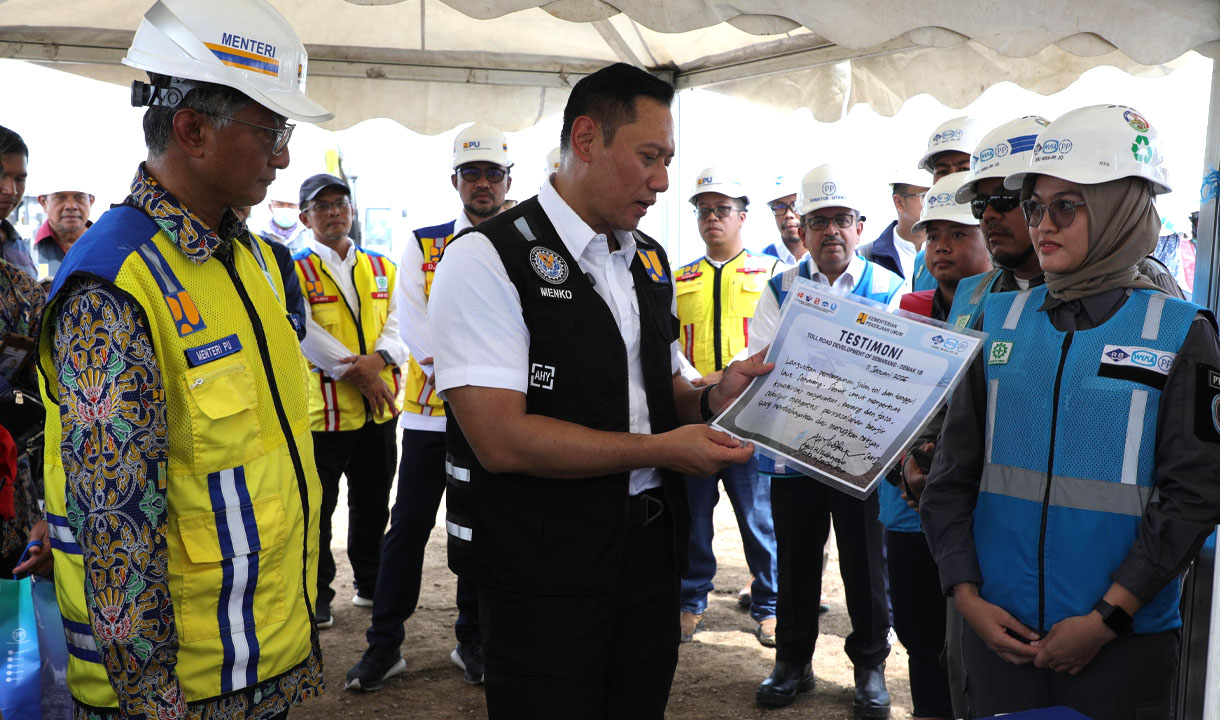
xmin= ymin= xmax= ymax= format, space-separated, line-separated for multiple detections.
xmin=1 ymin=0 xmax=1217 ymax=133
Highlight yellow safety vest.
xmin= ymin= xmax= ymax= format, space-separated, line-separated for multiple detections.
xmin=674 ymin=250 xmax=776 ymax=376
xmin=293 ymin=248 xmax=401 ymax=431
xmin=402 ymin=223 xmax=453 ymax=418
xmin=38 ymin=206 xmax=320 ymax=709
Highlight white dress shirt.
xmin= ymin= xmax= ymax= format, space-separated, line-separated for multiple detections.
xmin=397 ymin=211 xmax=473 ymax=432
xmin=749 ymin=253 xmax=902 ymax=357
xmin=430 ymin=180 xmax=682 ymax=495
xmin=893 ymin=233 xmax=919 ymax=286
xmin=299 ymin=235 xmax=408 ymax=379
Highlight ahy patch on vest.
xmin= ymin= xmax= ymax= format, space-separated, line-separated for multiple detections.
xmin=530 ymin=246 xmax=569 ymax=285
xmin=1194 ymin=365 xmax=1220 ymax=445
xmin=185 ymin=334 xmax=243 ymax=367
xmin=1098 ymin=344 xmax=1174 ymax=389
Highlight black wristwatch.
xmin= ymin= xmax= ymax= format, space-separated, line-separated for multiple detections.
xmin=1092 ymin=599 xmax=1133 ymax=636
xmin=376 ymin=349 xmax=394 ymax=367
xmin=699 ymin=383 xmax=718 ymax=422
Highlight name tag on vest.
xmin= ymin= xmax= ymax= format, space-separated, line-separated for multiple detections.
xmin=539 ymin=286 xmax=573 ymax=300
xmin=422 ymin=262 xmax=437 ymax=272
xmin=309 ymin=294 xmax=339 ymax=304
xmin=371 ymin=291 xmax=389 ymax=300
xmin=185 ymin=334 xmax=243 ymax=367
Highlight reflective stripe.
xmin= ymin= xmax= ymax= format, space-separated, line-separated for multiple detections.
xmin=970 ymin=270 xmax=1000 ymax=304
xmin=984 ymin=378 xmax=999 ymax=464
xmin=208 ymin=467 xmax=261 ymax=694
xmin=138 ymin=242 xmax=183 ymax=295
xmin=321 ymin=376 xmax=339 ymax=432
xmin=513 ymin=217 xmax=536 ymax=242
xmin=1003 ymin=289 xmax=1032 ymax=330
xmin=1120 ymin=389 xmax=1149 ymax=485
xmin=1142 ymin=294 xmax=1166 ymax=340
xmin=981 ymin=464 xmax=1153 ymax=517
xmin=46 ymin=512 xmax=81 ymax=554
xmin=445 ymin=459 xmax=470 ymax=483
xmin=683 ymin=323 xmax=695 ymax=362
xmin=446 ymin=520 xmax=472 ymax=541
xmin=62 ymin=618 xmax=102 ymax=664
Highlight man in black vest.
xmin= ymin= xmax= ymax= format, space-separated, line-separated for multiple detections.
xmin=429 ymin=63 xmax=771 ymax=718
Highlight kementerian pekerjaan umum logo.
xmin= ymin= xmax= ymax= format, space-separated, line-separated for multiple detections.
xmin=530 ymin=246 xmax=570 ymax=284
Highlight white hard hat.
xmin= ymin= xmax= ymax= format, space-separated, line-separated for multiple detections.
xmin=267 ymin=178 xmax=299 ymax=204
xmin=889 ymin=164 xmax=932 ymax=190
xmin=1004 ymin=104 xmax=1171 ymax=195
xmin=797 ymin=164 xmax=863 ymax=216
xmin=544 ymin=147 xmax=560 ymax=176
xmin=452 ymin=123 xmax=512 ymax=169
xmin=123 ymin=0 xmax=332 ymax=123
xmin=913 ymin=172 xmax=978 ymax=232
xmin=763 ymin=173 xmax=799 ymax=204
xmin=918 ymin=116 xmax=984 ymax=172
xmin=955 ymin=115 xmax=1051 ymax=203
xmin=33 ymin=175 xmax=92 ymax=198
xmin=689 ymin=167 xmax=748 ymax=205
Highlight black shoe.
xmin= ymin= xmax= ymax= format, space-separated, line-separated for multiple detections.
xmin=852 ymin=663 xmax=891 ymax=719
xmin=450 ymin=639 xmax=485 ymax=685
xmin=345 ymin=645 xmax=407 ymax=692
xmin=315 ymin=602 xmax=333 ymax=630
xmin=756 ymin=661 xmax=815 ymax=707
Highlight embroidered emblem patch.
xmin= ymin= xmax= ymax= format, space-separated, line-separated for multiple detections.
xmin=530 ymin=247 xmax=569 ymax=285
xmin=988 ymin=341 xmax=1013 ymax=365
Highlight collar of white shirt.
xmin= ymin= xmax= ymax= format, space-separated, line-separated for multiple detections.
xmin=805 ymin=251 xmax=866 ymax=289
xmin=307 ymin=234 xmax=356 ymax=269
xmin=538 ymin=179 xmax=637 ymax=263
xmin=453 ymin=211 xmax=474 ymax=235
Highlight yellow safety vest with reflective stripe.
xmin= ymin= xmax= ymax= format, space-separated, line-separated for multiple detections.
xmin=403 ymin=223 xmax=453 ymax=417
xmin=38 ymin=205 xmax=320 ymax=709
xmin=293 ymin=248 xmax=401 ymax=431
xmin=674 ymin=249 xmax=776 ymax=376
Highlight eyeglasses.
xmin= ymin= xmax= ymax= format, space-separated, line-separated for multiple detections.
xmin=1021 ymin=198 xmax=1087 ymax=228
xmin=457 ymin=167 xmax=508 ymax=184
xmin=895 ymin=191 xmax=927 ymax=200
xmin=307 ymin=199 xmax=352 ymax=214
xmin=970 ymin=191 xmax=1022 ymax=220
xmin=767 ymin=200 xmax=798 ymax=216
xmin=695 ymin=205 xmax=740 ymax=220
xmin=205 ymin=113 xmax=294 ymax=155
xmin=804 ymin=213 xmax=857 ymax=231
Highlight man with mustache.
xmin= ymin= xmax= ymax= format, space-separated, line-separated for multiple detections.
xmin=293 ymin=172 xmax=406 ymax=631
xmin=749 ymin=164 xmax=903 ymax=718
xmin=34 ymin=181 xmax=94 ymax=279
xmin=345 ymin=123 xmax=511 ymax=691
xmin=0 ymin=127 xmax=37 ymax=278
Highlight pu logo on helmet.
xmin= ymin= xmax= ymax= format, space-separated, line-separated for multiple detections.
xmin=463 ymin=141 xmax=481 ymax=149
xmin=698 ymin=176 xmax=713 ymax=186
xmin=822 ymin=182 xmax=837 ymax=196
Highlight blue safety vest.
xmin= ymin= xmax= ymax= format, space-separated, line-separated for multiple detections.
xmin=977 ymin=286 xmax=1197 ymax=634
xmin=758 ymin=256 xmax=904 ymax=477
xmin=945 ymin=269 xmax=1004 ymax=332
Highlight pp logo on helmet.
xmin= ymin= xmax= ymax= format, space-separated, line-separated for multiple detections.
xmin=821 ymin=182 xmax=837 ymax=196
xmin=530 ymin=246 xmax=570 ymax=285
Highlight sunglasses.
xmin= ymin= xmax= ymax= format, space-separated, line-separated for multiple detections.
xmin=970 ymin=191 xmax=1022 ymax=220
xmin=804 ymin=213 xmax=857 ymax=231
xmin=1021 ymin=198 xmax=1087 ymax=228
xmin=457 ymin=167 xmax=507 ymax=184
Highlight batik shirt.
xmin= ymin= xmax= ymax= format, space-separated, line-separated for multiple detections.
xmin=53 ymin=164 xmax=323 ymax=720
xmin=0 ymin=258 xmax=43 ymax=556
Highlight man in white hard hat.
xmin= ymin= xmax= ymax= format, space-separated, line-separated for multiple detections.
xmin=761 ymin=175 xmax=806 ymax=265
xmin=345 ymin=122 xmax=512 ymax=692
xmin=673 ymin=167 xmax=782 ymax=647
xmin=911 ymin=116 xmax=983 ymax=292
xmin=34 ymin=181 xmax=95 ymax=279
xmin=857 ymin=169 xmax=931 ymax=285
xmin=749 ymin=164 xmax=901 ymax=718
xmin=36 ymin=1 xmax=331 ymax=717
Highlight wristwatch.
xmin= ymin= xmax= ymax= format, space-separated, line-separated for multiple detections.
xmin=1092 ymin=599 xmax=1133 ymax=636
xmin=699 ymin=383 xmax=718 ymax=422
xmin=376 ymin=349 xmax=394 ymax=367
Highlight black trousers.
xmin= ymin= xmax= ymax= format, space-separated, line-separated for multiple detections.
xmin=314 ymin=420 xmax=397 ymax=605
xmin=887 ymin=530 xmax=952 ymax=718
xmin=366 ymin=428 xmax=479 ymax=649
xmin=480 ymin=489 xmax=679 ymax=720
xmin=771 ymin=475 xmax=890 ymax=668
xmin=961 ymin=622 xmax=1178 ymax=720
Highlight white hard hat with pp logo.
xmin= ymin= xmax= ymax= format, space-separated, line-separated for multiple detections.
xmin=453 ymin=123 xmax=512 ymax=169
xmin=918 ymin=116 xmax=984 ymax=172
xmin=956 ymin=115 xmax=1051 ymax=203
xmin=914 ymin=172 xmax=978 ymax=232
xmin=123 ymin=0 xmax=332 ymax=123
xmin=1004 ymin=104 xmax=1171 ymax=195
xmin=797 ymin=164 xmax=863 ymax=217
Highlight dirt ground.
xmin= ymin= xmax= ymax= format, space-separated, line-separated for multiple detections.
xmin=300 ymin=480 xmax=915 ymax=719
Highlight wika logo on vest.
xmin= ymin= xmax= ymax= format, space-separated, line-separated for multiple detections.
xmin=530 ymin=247 xmax=570 ymax=284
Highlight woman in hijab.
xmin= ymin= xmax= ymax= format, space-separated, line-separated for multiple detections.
xmin=918 ymin=104 xmax=1220 ymax=720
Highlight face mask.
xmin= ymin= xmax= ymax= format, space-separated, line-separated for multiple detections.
xmin=271 ymin=207 xmax=299 ymax=229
